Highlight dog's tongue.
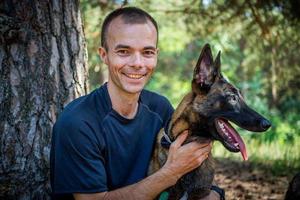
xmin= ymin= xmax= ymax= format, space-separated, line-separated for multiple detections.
xmin=218 ymin=118 xmax=248 ymax=161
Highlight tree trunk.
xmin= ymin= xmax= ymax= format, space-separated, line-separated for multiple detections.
xmin=270 ymin=35 xmax=279 ymax=108
xmin=0 ymin=0 xmax=88 ymax=199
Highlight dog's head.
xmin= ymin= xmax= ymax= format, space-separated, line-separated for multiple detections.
xmin=191 ymin=44 xmax=271 ymax=160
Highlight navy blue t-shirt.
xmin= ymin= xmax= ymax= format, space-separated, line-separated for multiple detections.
xmin=50 ymin=83 xmax=174 ymax=199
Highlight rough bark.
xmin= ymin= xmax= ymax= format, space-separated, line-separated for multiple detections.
xmin=0 ymin=0 xmax=88 ymax=199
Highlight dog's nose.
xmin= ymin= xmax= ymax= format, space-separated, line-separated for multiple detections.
xmin=260 ymin=119 xmax=271 ymax=130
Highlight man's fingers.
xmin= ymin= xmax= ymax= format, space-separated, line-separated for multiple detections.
xmin=170 ymin=130 xmax=188 ymax=149
xmin=193 ymin=143 xmax=211 ymax=157
xmin=180 ymin=140 xmax=211 ymax=152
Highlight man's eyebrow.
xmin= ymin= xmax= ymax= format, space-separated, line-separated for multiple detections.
xmin=114 ymin=44 xmax=157 ymax=50
xmin=143 ymin=46 xmax=157 ymax=50
xmin=114 ymin=44 xmax=130 ymax=49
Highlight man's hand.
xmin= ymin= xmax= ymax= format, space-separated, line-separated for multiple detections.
xmin=74 ymin=131 xmax=214 ymax=200
xmin=161 ymin=130 xmax=212 ymax=182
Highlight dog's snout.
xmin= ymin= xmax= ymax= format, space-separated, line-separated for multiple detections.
xmin=260 ymin=119 xmax=271 ymax=130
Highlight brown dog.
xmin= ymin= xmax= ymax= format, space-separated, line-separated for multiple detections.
xmin=149 ymin=44 xmax=271 ymax=199
xmin=285 ymin=172 xmax=300 ymax=200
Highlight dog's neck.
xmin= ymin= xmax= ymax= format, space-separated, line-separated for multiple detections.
xmin=168 ymin=92 xmax=210 ymax=140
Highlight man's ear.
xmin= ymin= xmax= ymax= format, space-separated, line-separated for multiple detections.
xmin=98 ymin=47 xmax=108 ymax=65
xmin=156 ymin=48 xmax=159 ymax=56
xmin=192 ymin=44 xmax=215 ymax=92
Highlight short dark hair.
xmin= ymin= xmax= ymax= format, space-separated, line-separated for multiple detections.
xmin=101 ymin=7 xmax=158 ymax=50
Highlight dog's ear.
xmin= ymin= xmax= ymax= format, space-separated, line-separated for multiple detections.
xmin=193 ymin=43 xmax=218 ymax=93
xmin=214 ymin=50 xmax=221 ymax=77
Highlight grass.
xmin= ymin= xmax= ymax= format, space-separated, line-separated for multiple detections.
xmin=212 ymin=134 xmax=300 ymax=176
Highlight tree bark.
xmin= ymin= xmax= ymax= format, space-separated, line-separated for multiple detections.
xmin=0 ymin=0 xmax=88 ymax=199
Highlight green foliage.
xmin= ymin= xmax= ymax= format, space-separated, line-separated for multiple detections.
xmin=212 ymin=135 xmax=300 ymax=175
xmin=80 ymin=0 xmax=300 ymax=172
xmin=147 ymin=71 xmax=190 ymax=107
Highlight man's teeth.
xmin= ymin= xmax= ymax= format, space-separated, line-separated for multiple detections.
xmin=127 ymin=74 xmax=144 ymax=79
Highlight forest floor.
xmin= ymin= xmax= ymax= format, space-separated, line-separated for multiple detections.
xmin=214 ymin=158 xmax=295 ymax=200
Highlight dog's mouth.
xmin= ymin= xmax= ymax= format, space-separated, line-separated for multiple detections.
xmin=214 ymin=118 xmax=248 ymax=161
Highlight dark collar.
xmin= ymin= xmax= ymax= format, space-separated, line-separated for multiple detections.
xmin=160 ymin=130 xmax=173 ymax=149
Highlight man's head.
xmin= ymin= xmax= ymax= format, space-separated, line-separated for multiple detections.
xmin=99 ymin=7 xmax=159 ymax=95
xmin=101 ymin=7 xmax=159 ymax=50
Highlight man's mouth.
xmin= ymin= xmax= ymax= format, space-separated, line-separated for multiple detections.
xmin=214 ymin=118 xmax=248 ymax=161
xmin=123 ymin=73 xmax=146 ymax=79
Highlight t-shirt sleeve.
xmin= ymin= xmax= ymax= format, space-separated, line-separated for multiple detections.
xmin=51 ymin=117 xmax=107 ymax=194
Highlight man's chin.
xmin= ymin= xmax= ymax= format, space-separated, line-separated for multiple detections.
xmin=124 ymin=85 xmax=144 ymax=94
xmin=120 ymin=80 xmax=148 ymax=94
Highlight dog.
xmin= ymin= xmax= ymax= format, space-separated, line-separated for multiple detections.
xmin=148 ymin=44 xmax=271 ymax=199
xmin=285 ymin=172 xmax=300 ymax=200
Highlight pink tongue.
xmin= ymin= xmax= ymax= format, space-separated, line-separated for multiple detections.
xmin=221 ymin=119 xmax=248 ymax=161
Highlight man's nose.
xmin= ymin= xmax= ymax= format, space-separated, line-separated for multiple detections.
xmin=130 ymin=53 xmax=144 ymax=68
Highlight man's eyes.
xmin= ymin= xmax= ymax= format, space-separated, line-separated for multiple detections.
xmin=143 ymin=50 xmax=156 ymax=57
xmin=116 ymin=49 xmax=130 ymax=55
xmin=115 ymin=49 xmax=156 ymax=57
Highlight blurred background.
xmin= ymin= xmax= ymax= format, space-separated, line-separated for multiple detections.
xmin=80 ymin=0 xmax=299 ymax=198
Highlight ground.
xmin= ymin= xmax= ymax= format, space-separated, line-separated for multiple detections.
xmin=214 ymin=158 xmax=292 ymax=200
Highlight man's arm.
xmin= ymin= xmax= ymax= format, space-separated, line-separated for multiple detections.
xmin=74 ymin=131 xmax=213 ymax=200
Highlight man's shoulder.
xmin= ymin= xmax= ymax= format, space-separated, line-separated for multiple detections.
xmin=52 ymin=90 xmax=105 ymax=143
xmin=140 ymin=89 xmax=174 ymax=120
xmin=62 ymin=90 xmax=97 ymax=119
xmin=54 ymin=96 xmax=93 ymax=135
xmin=140 ymin=89 xmax=171 ymax=106
xmin=55 ymin=86 xmax=109 ymax=129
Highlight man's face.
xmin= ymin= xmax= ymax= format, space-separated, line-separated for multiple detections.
xmin=99 ymin=17 xmax=158 ymax=95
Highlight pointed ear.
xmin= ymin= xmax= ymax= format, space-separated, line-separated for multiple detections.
xmin=214 ymin=51 xmax=221 ymax=77
xmin=193 ymin=44 xmax=216 ymax=92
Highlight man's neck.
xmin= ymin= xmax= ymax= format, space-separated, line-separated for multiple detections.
xmin=107 ymin=81 xmax=140 ymax=119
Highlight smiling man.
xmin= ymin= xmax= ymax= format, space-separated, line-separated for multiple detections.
xmin=98 ymin=14 xmax=158 ymax=119
xmin=50 ymin=7 xmax=220 ymax=200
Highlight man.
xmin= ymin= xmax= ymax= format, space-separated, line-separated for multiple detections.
xmin=50 ymin=7 xmax=221 ymax=200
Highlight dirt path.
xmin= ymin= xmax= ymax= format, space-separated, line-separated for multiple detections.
xmin=214 ymin=159 xmax=292 ymax=200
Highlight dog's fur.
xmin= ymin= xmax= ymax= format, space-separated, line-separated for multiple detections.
xmin=149 ymin=44 xmax=271 ymax=199
xmin=285 ymin=172 xmax=300 ymax=200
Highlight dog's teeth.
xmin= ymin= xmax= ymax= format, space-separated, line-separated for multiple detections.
xmin=234 ymin=143 xmax=239 ymax=147
xmin=224 ymin=130 xmax=228 ymax=136
xmin=218 ymin=122 xmax=224 ymax=128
